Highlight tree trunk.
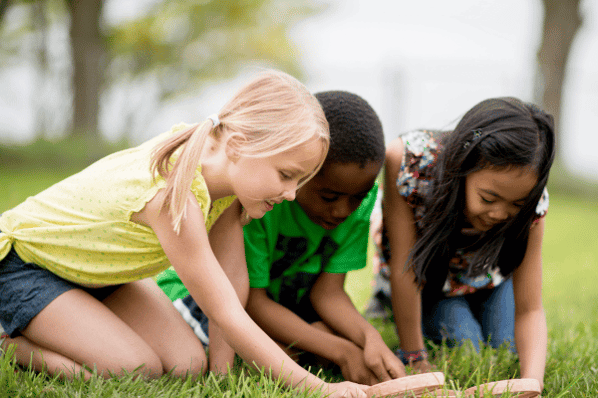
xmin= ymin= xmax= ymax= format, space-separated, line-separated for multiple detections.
xmin=534 ymin=0 xmax=582 ymax=160
xmin=32 ymin=0 xmax=49 ymax=139
xmin=68 ymin=0 xmax=104 ymax=139
xmin=0 ymin=0 xmax=10 ymax=20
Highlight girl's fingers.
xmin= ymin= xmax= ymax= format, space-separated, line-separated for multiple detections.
xmin=351 ymin=383 xmax=368 ymax=398
xmin=330 ymin=382 xmax=368 ymax=398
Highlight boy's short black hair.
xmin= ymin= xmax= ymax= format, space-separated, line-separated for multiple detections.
xmin=315 ymin=91 xmax=385 ymax=167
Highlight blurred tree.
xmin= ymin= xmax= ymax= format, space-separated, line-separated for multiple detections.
xmin=0 ymin=1 xmax=9 ymax=19
xmin=0 ymin=0 xmax=319 ymax=142
xmin=0 ymin=1 xmax=62 ymax=139
xmin=535 ymin=0 xmax=582 ymax=160
xmin=67 ymin=0 xmax=104 ymax=139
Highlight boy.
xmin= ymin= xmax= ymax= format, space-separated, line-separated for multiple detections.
xmin=157 ymin=91 xmax=405 ymax=384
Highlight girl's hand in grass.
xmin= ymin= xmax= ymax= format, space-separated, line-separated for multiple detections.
xmin=410 ymin=359 xmax=433 ymax=374
xmin=520 ymin=375 xmax=543 ymax=392
xmin=326 ymin=381 xmax=368 ymax=398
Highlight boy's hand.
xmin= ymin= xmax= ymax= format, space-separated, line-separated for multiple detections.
xmin=338 ymin=342 xmax=379 ymax=385
xmin=326 ymin=381 xmax=368 ymax=398
xmin=363 ymin=335 xmax=406 ymax=381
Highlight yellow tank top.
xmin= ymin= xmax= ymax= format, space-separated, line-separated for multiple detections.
xmin=0 ymin=123 xmax=236 ymax=286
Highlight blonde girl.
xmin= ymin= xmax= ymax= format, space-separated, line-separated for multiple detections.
xmin=0 ymin=70 xmax=367 ymax=398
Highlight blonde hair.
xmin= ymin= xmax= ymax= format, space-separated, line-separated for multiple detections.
xmin=151 ymin=70 xmax=329 ymax=233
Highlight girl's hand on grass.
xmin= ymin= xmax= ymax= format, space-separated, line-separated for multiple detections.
xmin=411 ymin=359 xmax=433 ymax=374
xmin=520 ymin=375 xmax=544 ymax=392
xmin=326 ymin=381 xmax=368 ymax=398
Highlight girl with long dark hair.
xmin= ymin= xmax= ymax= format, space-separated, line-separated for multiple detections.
xmin=368 ymin=97 xmax=555 ymax=389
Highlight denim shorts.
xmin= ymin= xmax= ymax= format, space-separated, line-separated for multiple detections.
xmin=0 ymin=247 xmax=122 ymax=338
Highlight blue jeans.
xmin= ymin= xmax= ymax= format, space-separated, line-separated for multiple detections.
xmin=422 ymin=279 xmax=515 ymax=352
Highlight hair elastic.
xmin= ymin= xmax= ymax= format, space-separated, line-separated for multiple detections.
xmin=207 ymin=114 xmax=220 ymax=127
xmin=463 ymin=128 xmax=483 ymax=148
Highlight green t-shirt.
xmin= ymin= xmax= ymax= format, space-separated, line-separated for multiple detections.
xmin=156 ymin=183 xmax=378 ymax=308
xmin=245 ymin=182 xmax=378 ymax=320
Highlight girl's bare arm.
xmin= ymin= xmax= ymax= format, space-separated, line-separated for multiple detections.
xmin=383 ymin=139 xmax=431 ymax=372
xmin=205 ymin=199 xmax=248 ymax=373
xmin=384 ymin=139 xmax=425 ymax=350
xmin=133 ymin=190 xmax=366 ymax=397
xmin=512 ymin=217 xmax=547 ymax=388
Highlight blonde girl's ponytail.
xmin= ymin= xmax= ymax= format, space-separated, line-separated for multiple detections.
xmin=150 ymin=118 xmax=218 ymax=234
xmin=150 ymin=69 xmax=329 ymax=234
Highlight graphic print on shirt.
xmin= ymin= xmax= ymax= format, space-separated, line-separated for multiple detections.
xmin=268 ymin=234 xmax=339 ymax=317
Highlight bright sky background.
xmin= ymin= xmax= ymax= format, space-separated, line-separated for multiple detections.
xmin=141 ymin=0 xmax=598 ymax=181
xmin=1 ymin=0 xmax=597 ymax=181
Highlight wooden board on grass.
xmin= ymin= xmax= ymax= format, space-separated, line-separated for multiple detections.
xmin=462 ymin=379 xmax=541 ymax=397
xmin=365 ymin=372 xmax=445 ymax=398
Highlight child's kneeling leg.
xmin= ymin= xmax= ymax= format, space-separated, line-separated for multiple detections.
xmin=2 ymin=334 xmax=92 ymax=379
xmin=103 ymin=278 xmax=208 ymax=377
xmin=22 ymin=287 xmax=165 ymax=378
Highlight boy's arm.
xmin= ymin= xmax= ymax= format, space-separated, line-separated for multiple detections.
xmin=310 ymin=272 xmax=406 ymax=381
xmin=512 ymin=217 xmax=547 ymax=389
xmin=246 ymin=286 xmax=378 ymax=385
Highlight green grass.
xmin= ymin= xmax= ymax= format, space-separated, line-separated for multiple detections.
xmin=1 ymin=142 xmax=598 ymax=397
xmin=0 ymin=345 xmax=333 ymax=398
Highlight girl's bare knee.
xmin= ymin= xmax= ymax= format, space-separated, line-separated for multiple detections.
xmin=130 ymin=352 xmax=164 ymax=378
xmin=96 ymin=349 xmax=163 ymax=379
xmin=164 ymin=351 xmax=207 ymax=378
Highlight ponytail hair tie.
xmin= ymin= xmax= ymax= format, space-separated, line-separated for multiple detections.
xmin=207 ymin=114 xmax=220 ymax=127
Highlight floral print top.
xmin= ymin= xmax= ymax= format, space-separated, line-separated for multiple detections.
xmin=372 ymin=130 xmax=549 ymax=297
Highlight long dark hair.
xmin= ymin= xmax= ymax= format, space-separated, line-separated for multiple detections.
xmin=410 ymin=97 xmax=555 ymax=289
